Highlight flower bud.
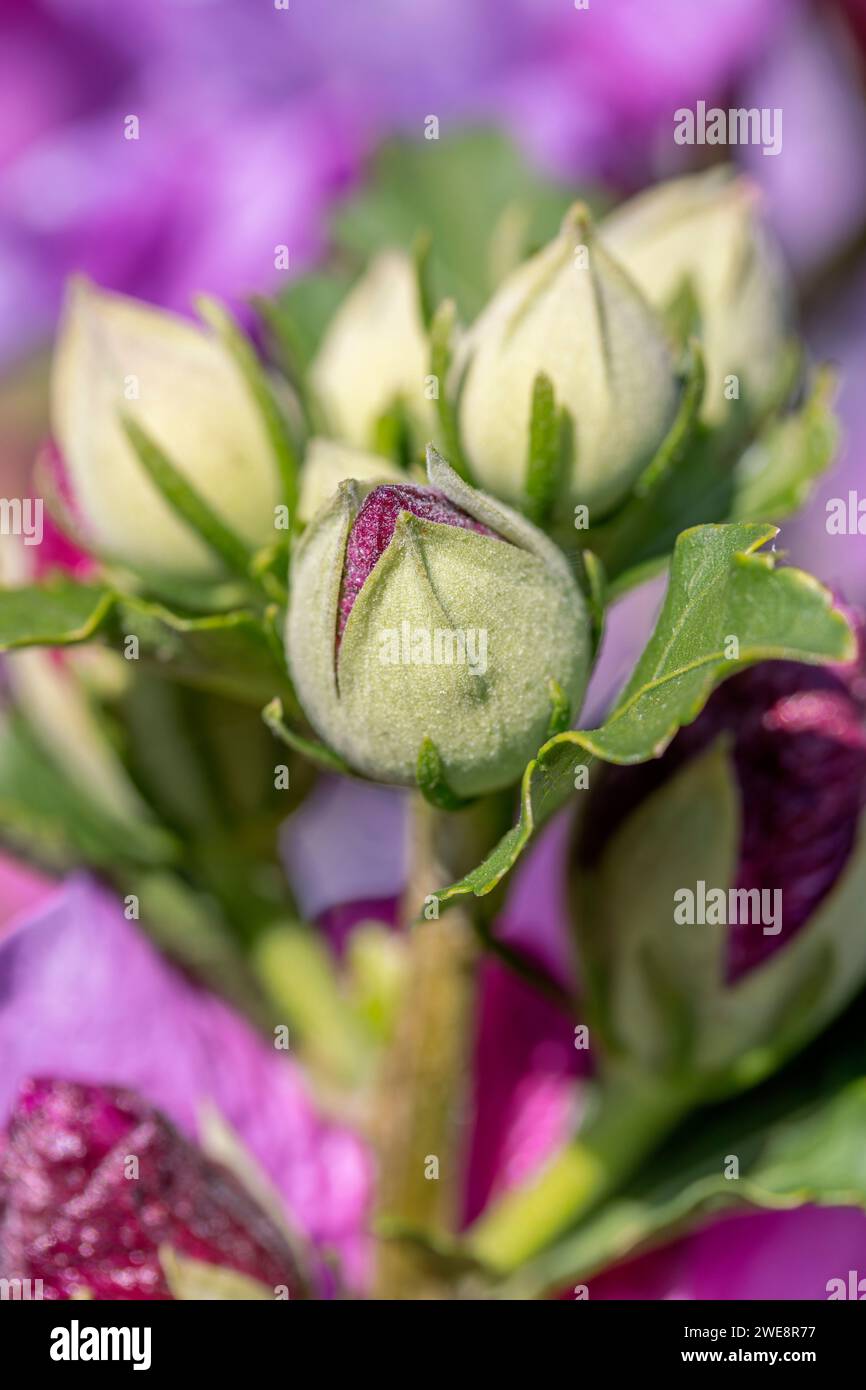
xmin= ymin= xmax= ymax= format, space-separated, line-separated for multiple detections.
xmin=0 ymin=1078 xmax=306 ymax=1300
xmin=310 ymin=251 xmax=435 ymax=453
xmin=51 ymin=278 xmax=282 ymax=577
xmin=286 ymin=448 xmax=590 ymax=798
xmin=298 ymin=437 xmax=406 ymax=526
xmin=457 ymin=207 xmax=680 ymax=518
xmin=573 ymin=629 xmax=866 ymax=1083
xmin=601 ymin=169 xmax=790 ymax=423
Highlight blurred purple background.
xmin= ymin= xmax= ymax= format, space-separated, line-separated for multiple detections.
xmin=3 ymin=0 xmax=866 ymax=1302
xmin=2 ymin=0 xmax=865 ymax=603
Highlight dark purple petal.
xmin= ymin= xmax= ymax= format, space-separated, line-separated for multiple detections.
xmin=579 ymin=639 xmax=866 ymax=980
xmin=0 ymin=1078 xmax=305 ymax=1301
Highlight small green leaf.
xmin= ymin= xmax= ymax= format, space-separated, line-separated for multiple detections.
xmin=197 ymin=295 xmax=300 ymax=517
xmin=262 ymin=697 xmax=351 ymax=773
xmin=546 ymin=678 xmax=571 ymax=739
xmin=121 ymin=415 xmax=252 ymax=576
xmin=662 ymin=275 xmax=702 ymax=349
xmin=430 ymin=298 xmax=471 ymax=481
xmin=578 ymin=549 xmax=606 ymax=658
xmin=0 ymin=578 xmax=115 ymax=651
xmin=412 ymin=228 xmax=435 ymax=331
xmin=524 ymin=372 xmax=561 ymax=527
xmin=416 ymin=734 xmax=472 ymax=811
xmin=432 ymin=523 xmax=854 ymax=909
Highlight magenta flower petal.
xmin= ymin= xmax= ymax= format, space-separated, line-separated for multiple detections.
xmin=592 ymin=1205 xmax=866 ymax=1301
xmin=0 ymin=1078 xmax=306 ymax=1301
xmin=463 ymin=960 xmax=587 ymax=1225
xmin=0 ymin=876 xmax=372 ymax=1286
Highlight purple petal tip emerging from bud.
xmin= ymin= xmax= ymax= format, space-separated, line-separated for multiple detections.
xmin=337 ymin=483 xmax=501 ymax=642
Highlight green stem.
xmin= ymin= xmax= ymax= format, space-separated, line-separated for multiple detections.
xmin=466 ymin=1070 xmax=688 ymax=1275
xmin=372 ymin=794 xmax=478 ymax=1299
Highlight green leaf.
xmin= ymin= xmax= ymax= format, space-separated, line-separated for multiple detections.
xmin=506 ymin=1036 xmax=866 ymax=1299
xmin=416 ymin=735 xmax=472 ymax=811
xmin=262 ymin=697 xmax=351 ymax=774
xmin=0 ymin=710 xmax=176 ymax=871
xmin=121 ymin=415 xmax=253 ymax=576
xmin=196 ymin=296 xmax=300 ymax=517
xmin=0 ymin=578 xmax=115 ymax=651
xmin=265 ymin=269 xmax=356 ymax=371
xmin=333 ymin=130 xmax=581 ymax=319
xmin=115 ymin=599 xmax=294 ymax=706
xmin=433 ymin=523 xmax=854 ymax=910
xmin=730 ymin=368 xmax=838 ymax=522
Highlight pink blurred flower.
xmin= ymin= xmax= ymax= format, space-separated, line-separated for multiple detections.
xmin=0 ymin=1077 xmax=306 ymax=1300
xmin=0 ymin=868 xmax=372 ymax=1289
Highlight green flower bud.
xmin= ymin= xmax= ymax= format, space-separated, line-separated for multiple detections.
xmin=310 ymin=251 xmax=435 ymax=453
xmin=298 ymin=438 xmax=406 ymax=526
xmin=286 ymin=449 xmax=590 ymax=798
xmin=601 ymin=168 xmax=790 ymax=423
xmin=51 ymin=278 xmax=281 ymax=577
xmin=457 ymin=207 xmax=680 ymax=518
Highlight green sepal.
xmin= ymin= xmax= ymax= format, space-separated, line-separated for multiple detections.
xmin=416 ymin=735 xmax=473 ymax=811
xmin=196 ymin=295 xmax=300 ymax=517
xmin=262 ymin=696 xmax=351 ymax=774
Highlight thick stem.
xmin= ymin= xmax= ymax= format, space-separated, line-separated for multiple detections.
xmin=465 ymin=1070 xmax=687 ymax=1275
xmin=372 ymin=794 xmax=479 ymax=1299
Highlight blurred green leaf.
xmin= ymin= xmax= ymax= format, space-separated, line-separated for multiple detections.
xmin=433 ymin=523 xmax=854 ymax=909
xmin=0 ymin=710 xmax=176 ymax=870
xmin=333 ymin=130 xmax=580 ymax=320
xmin=0 ymin=578 xmax=114 ymax=650
xmin=506 ymin=1018 xmax=866 ymax=1299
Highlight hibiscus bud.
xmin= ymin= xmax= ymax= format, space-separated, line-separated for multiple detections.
xmin=51 ymin=278 xmax=282 ymax=577
xmin=310 ymin=251 xmax=435 ymax=454
xmin=457 ymin=206 xmax=680 ymax=519
xmin=0 ymin=1078 xmax=306 ymax=1300
xmin=601 ymin=168 xmax=790 ymax=423
xmin=573 ymin=629 xmax=866 ymax=1084
xmin=286 ymin=448 xmax=590 ymax=798
xmin=298 ymin=437 xmax=406 ymax=526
